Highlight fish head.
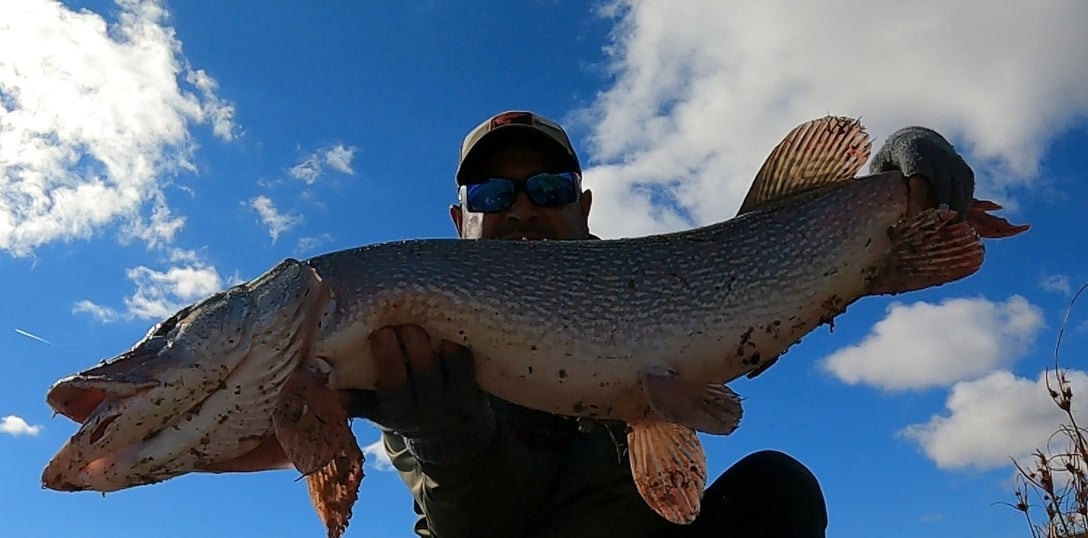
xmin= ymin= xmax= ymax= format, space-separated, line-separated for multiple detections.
xmin=41 ymin=258 xmax=331 ymax=492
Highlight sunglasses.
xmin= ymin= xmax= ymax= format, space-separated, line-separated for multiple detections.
xmin=461 ymin=171 xmax=581 ymax=213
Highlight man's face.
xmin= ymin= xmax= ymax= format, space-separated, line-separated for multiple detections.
xmin=450 ymin=141 xmax=593 ymax=240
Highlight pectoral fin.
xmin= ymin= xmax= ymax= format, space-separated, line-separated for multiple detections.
xmin=639 ymin=365 xmax=743 ymax=435
xmin=271 ymin=359 xmax=363 ymax=538
xmin=303 ymin=445 xmax=364 ymax=538
xmin=627 ymin=419 xmax=707 ymax=524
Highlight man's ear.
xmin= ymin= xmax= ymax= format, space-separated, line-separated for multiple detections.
xmin=449 ymin=204 xmax=463 ymax=236
xmin=580 ymin=188 xmax=593 ymax=220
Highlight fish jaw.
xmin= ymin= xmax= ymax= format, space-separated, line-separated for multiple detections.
xmin=42 ymin=258 xmax=332 ymax=493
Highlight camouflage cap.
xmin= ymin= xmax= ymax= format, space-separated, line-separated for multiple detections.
xmin=455 ymin=110 xmax=581 ymax=184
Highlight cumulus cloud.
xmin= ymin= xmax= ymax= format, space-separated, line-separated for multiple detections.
xmin=361 ymin=437 xmax=394 ymax=471
xmin=288 ymin=143 xmax=357 ymax=184
xmin=900 ymin=369 xmax=1088 ymax=471
xmin=576 ymin=0 xmax=1088 ymax=239
xmin=820 ymin=295 xmax=1045 ymax=391
xmin=0 ymin=0 xmax=238 ymax=257
xmin=249 ymin=196 xmax=302 ymax=242
xmin=1 ymin=415 xmax=42 ymax=436
xmin=74 ymin=252 xmax=229 ymax=322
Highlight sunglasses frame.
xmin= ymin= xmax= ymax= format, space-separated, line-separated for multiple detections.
xmin=459 ymin=171 xmax=582 ymax=214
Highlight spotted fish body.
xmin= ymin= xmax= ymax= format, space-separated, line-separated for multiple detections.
xmin=313 ymin=170 xmax=921 ymax=419
xmin=40 ymin=117 xmax=1029 ymax=537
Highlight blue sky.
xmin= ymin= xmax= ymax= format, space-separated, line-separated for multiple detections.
xmin=2 ymin=1 xmax=1088 ymax=537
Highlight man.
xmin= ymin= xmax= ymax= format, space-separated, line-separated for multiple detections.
xmin=346 ymin=110 xmax=976 ymax=537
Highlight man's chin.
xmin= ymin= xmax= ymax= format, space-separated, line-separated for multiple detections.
xmin=502 ymin=234 xmax=549 ymax=241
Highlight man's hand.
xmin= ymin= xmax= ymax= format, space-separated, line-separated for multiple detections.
xmin=870 ymin=126 xmax=975 ymax=217
xmin=343 ymin=324 xmax=496 ymax=466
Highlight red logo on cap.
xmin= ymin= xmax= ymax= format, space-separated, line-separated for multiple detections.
xmin=489 ymin=111 xmax=535 ymax=129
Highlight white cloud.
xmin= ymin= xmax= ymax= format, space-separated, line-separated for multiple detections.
xmin=289 ymin=155 xmax=323 ymax=185
xmin=820 ymin=296 xmax=1045 ymax=391
xmin=576 ymin=0 xmax=1088 ymax=239
xmin=288 ymin=143 xmax=358 ymax=184
xmin=74 ymin=258 xmax=227 ymax=322
xmin=361 ymin=437 xmax=394 ymax=471
xmin=324 ymin=144 xmax=357 ymax=175
xmin=249 ymin=196 xmax=302 ymax=242
xmin=0 ymin=415 xmax=42 ymax=436
xmin=1041 ymin=274 xmax=1074 ymax=295
xmin=0 ymin=0 xmax=238 ymax=257
xmin=297 ymin=233 xmax=334 ymax=253
xmin=900 ymin=369 xmax=1088 ymax=471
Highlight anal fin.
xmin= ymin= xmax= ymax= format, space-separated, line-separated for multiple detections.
xmin=272 ymin=359 xmax=364 ymax=538
xmin=628 ymin=420 xmax=707 ymax=525
xmin=639 ymin=365 xmax=743 ymax=435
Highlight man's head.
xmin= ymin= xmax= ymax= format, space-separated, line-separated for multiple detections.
xmin=450 ymin=110 xmax=593 ymax=240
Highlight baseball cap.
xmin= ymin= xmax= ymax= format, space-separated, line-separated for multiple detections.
xmin=455 ymin=110 xmax=582 ymax=185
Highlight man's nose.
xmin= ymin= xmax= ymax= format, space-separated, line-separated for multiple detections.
xmin=505 ymin=190 xmax=540 ymax=221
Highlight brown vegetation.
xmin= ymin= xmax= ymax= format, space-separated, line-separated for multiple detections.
xmin=1004 ymin=283 xmax=1088 ymax=538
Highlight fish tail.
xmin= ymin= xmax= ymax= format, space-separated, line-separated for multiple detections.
xmin=866 ymin=207 xmax=989 ymax=295
xmin=965 ymin=198 xmax=1032 ymax=239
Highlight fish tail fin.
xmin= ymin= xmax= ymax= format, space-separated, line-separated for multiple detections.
xmin=627 ymin=419 xmax=707 ymax=525
xmin=966 ymin=198 xmax=1031 ymax=239
xmin=867 ymin=207 xmax=987 ymax=295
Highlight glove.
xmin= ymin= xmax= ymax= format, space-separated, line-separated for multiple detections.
xmin=343 ymin=324 xmax=496 ymax=466
xmin=869 ymin=126 xmax=975 ymax=218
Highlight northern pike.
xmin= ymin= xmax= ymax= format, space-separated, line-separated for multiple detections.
xmin=40 ymin=116 xmax=1029 ymax=538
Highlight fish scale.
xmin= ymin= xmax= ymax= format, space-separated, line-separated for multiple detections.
xmin=40 ymin=116 xmax=1031 ymax=538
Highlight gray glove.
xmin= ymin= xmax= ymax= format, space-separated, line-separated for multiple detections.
xmin=869 ymin=126 xmax=975 ymax=217
xmin=344 ymin=330 xmax=496 ymax=467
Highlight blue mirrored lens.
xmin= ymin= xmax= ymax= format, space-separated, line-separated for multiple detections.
xmin=466 ymin=180 xmax=516 ymax=212
xmin=526 ymin=173 xmax=578 ymax=206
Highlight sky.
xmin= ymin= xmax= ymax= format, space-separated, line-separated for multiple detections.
xmin=2 ymin=1 xmax=1087 ymax=537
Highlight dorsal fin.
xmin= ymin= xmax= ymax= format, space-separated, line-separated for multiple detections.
xmin=736 ymin=116 xmax=872 ymax=215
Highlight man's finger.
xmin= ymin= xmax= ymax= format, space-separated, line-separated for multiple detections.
xmin=371 ymin=326 xmax=409 ymax=390
xmin=440 ymin=340 xmax=479 ymax=402
xmin=400 ymin=324 xmax=439 ymax=374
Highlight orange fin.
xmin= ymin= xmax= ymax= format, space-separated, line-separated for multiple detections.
xmin=738 ymin=115 xmax=871 ymax=215
xmin=627 ymin=419 xmax=707 ymax=525
xmin=272 ymin=359 xmax=363 ymax=538
xmin=304 ymin=443 xmax=364 ymax=538
xmin=868 ymin=208 xmax=985 ymax=295
xmin=967 ymin=198 xmax=1031 ymax=239
xmin=639 ymin=365 xmax=743 ymax=435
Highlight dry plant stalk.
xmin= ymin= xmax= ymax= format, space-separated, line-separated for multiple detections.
xmin=1001 ymin=283 xmax=1088 ymax=538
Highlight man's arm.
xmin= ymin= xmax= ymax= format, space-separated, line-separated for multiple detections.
xmin=345 ymin=324 xmax=563 ymax=537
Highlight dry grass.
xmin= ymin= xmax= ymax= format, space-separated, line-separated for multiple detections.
xmin=1002 ymin=283 xmax=1088 ymax=538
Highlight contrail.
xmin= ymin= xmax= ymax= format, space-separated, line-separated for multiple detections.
xmin=15 ymin=328 xmax=52 ymax=345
